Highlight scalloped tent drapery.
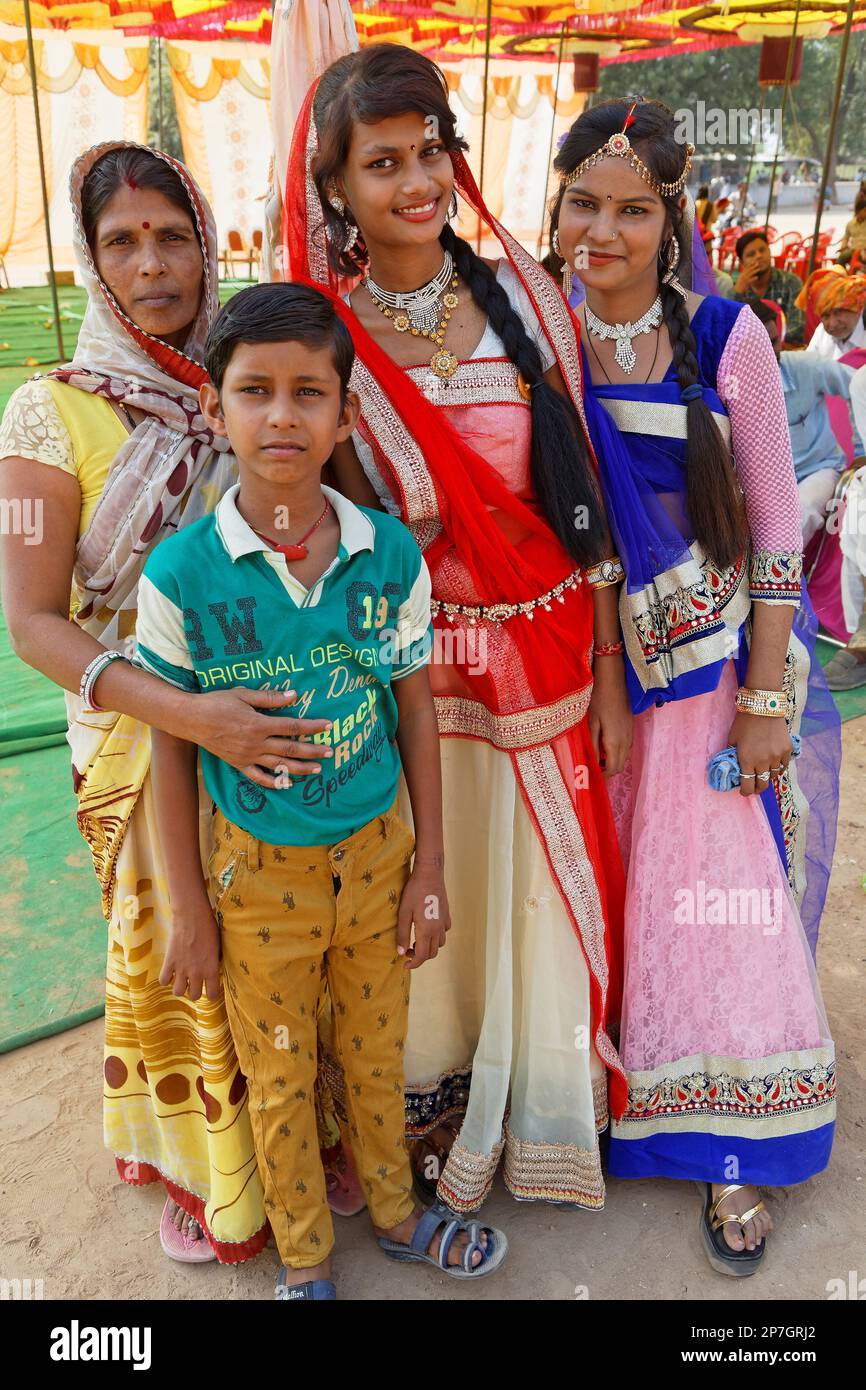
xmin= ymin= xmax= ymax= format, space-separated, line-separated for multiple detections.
xmin=4 ymin=1 xmax=864 ymax=61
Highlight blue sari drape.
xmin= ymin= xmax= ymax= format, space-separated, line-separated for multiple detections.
xmin=580 ymin=304 xmax=841 ymax=955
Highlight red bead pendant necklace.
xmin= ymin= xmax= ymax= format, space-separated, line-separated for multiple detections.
xmin=252 ymin=497 xmax=331 ymax=561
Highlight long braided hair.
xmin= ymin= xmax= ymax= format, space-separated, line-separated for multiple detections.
xmin=551 ymin=98 xmax=749 ymax=571
xmin=311 ymin=43 xmax=607 ymax=568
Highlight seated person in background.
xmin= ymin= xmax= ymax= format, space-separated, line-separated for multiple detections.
xmin=733 ymin=229 xmax=805 ymax=344
xmin=799 ymin=269 xmax=866 ymax=360
xmin=751 ymin=298 xmax=860 ymax=545
xmin=824 ymin=364 xmax=866 ymax=692
xmin=837 ymin=192 xmax=866 ymax=269
xmin=694 ymin=184 xmax=718 ymax=249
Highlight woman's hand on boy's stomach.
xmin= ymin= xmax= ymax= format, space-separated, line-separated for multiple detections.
xmin=160 ymin=901 xmax=223 ymax=1002
xmin=397 ymin=865 xmax=451 ymax=970
xmin=188 ymin=686 xmax=334 ymax=788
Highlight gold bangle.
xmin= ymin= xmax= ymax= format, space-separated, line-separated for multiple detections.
xmin=735 ymin=687 xmax=789 ymax=718
xmin=586 ymin=555 xmax=625 ymax=589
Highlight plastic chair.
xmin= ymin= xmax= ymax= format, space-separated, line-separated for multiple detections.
xmin=718 ymin=227 xmax=743 ymax=272
xmin=221 ymin=228 xmax=255 ymax=279
xmin=772 ymin=230 xmax=802 ymax=267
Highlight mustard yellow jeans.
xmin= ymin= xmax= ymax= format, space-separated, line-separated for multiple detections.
xmin=209 ymin=800 xmax=416 ymax=1269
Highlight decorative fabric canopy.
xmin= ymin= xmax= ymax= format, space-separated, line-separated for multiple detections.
xmin=3 ymin=0 xmax=863 ymax=60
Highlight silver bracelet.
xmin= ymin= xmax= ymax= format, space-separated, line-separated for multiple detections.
xmin=79 ymin=649 xmax=127 ymax=712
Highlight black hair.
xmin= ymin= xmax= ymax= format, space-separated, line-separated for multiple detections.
xmin=552 ymin=97 xmax=749 ymax=572
xmin=204 ymin=282 xmax=355 ymax=397
xmin=697 ymin=185 xmax=710 ymax=200
xmin=81 ymin=146 xmax=196 ymax=252
xmin=735 ymin=228 xmax=769 ymax=262
xmin=749 ymin=299 xmax=779 ymax=329
xmin=311 ymin=43 xmax=607 ymax=567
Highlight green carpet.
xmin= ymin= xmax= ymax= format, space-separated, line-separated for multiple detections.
xmin=0 ymin=280 xmax=250 ymax=412
xmin=0 ymin=281 xmax=251 ymax=1052
xmin=0 ymin=282 xmax=865 ymax=1055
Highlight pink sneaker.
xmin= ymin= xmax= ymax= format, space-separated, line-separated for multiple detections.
xmin=324 ymin=1144 xmax=366 ymax=1217
xmin=159 ymin=1197 xmax=217 ymax=1263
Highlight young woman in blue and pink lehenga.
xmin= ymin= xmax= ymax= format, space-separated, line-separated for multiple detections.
xmin=551 ymin=98 xmax=841 ymax=1276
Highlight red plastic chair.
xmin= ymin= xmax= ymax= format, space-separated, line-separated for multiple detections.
xmin=786 ymin=235 xmax=814 ymax=281
xmin=772 ymin=230 xmax=802 ymax=267
xmin=718 ymin=227 xmax=743 ymax=272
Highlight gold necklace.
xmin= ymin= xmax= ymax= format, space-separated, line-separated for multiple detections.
xmin=367 ymin=271 xmax=460 ymax=380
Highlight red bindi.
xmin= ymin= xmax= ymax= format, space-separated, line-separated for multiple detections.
xmin=141 ymin=221 xmax=150 ymax=229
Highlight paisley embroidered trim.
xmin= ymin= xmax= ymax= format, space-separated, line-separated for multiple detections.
xmin=619 ymin=1049 xmax=836 ymax=1127
xmin=434 ymin=689 xmax=592 ymax=751
xmin=621 ymin=545 xmax=750 ymax=692
xmin=749 ymin=548 xmax=803 ymax=603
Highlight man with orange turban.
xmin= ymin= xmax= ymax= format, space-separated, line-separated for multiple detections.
xmin=800 ymin=268 xmax=866 ymax=359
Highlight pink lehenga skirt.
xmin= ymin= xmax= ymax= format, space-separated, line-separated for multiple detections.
xmin=606 ymin=661 xmax=835 ymax=1185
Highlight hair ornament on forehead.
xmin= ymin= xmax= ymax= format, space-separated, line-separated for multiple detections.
xmin=560 ymin=100 xmax=694 ymax=198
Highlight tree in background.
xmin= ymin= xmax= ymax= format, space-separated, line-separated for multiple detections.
xmin=596 ymin=34 xmax=866 ymax=186
xmin=147 ymin=39 xmax=183 ymax=162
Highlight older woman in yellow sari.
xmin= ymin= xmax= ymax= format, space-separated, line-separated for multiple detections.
xmin=0 ymin=143 xmax=330 ymax=1261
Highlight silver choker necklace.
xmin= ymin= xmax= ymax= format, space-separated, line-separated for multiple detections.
xmin=584 ymin=295 xmax=663 ymax=374
xmin=364 ymin=251 xmax=454 ymax=336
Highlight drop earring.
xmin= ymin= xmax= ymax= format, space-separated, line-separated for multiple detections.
xmin=552 ymin=228 xmax=572 ymax=298
xmin=329 ymin=191 xmax=359 ymax=255
xmin=660 ymin=236 xmax=688 ymax=300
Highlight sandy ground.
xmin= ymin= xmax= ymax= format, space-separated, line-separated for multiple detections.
xmin=2 ymin=716 xmax=864 ymax=1303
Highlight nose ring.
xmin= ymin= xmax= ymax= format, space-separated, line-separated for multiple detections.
xmin=610 ymin=232 xmax=616 ymax=241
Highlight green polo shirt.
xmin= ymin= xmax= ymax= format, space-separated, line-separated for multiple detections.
xmin=134 ymin=484 xmax=432 ymax=846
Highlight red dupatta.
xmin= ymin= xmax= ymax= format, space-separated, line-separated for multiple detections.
xmin=281 ymin=79 xmax=626 ymax=1115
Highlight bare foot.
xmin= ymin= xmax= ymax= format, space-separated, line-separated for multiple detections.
xmin=375 ymin=1206 xmax=489 ymax=1269
xmin=166 ymin=1198 xmax=204 ymax=1242
xmin=711 ymin=1184 xmax=773 ymax=1253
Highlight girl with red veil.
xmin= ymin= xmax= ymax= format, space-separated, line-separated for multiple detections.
xmin=280 ymin=44 xmax=629 ymax=1215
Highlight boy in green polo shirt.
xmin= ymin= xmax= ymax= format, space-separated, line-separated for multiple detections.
xmin=135 ymin=283 xmax=505 ymax=1298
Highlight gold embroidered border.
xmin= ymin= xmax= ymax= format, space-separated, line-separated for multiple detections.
xmin=599 ymin=395 xmax=731 ymax=446
xmin=352 ymin=358 xmax=442 ymax=553
xmin=778 ymin=625 xmax=811 ymax=900
xmin=304 ymin=117 xmax=330 ymax=287
xmin=404 ymin=357 xmax=527 ymax=406
xmin=437 ymin=1135 xmax=505 ymax=1214
xmin=434 ymin=687 xmax=592 ymax=751
xmin=513 ymin=745 xmax=621 ymax=1082
xmin=502 ymin=1124 xmax=605 ymax=1209
xmin=489 ymin=218 xmax=590 ymax=440
xmin=593 ymin=1073 xmax=609 ymax=1133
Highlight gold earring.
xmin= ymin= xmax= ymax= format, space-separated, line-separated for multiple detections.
xmin=552 ymin=229 xmax=572 ymax=297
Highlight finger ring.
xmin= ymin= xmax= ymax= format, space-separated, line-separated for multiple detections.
xmin=739 ymin=772 xmax=756 ymax=780
xmin=756 ymin=770 xmax=770 ymax=782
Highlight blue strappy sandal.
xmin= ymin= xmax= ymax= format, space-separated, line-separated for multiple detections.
xmin=378 ymin=1201 xmax=507 ymax=1279
xmin=274 ymin=1266 xmax=337 ymax=1300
